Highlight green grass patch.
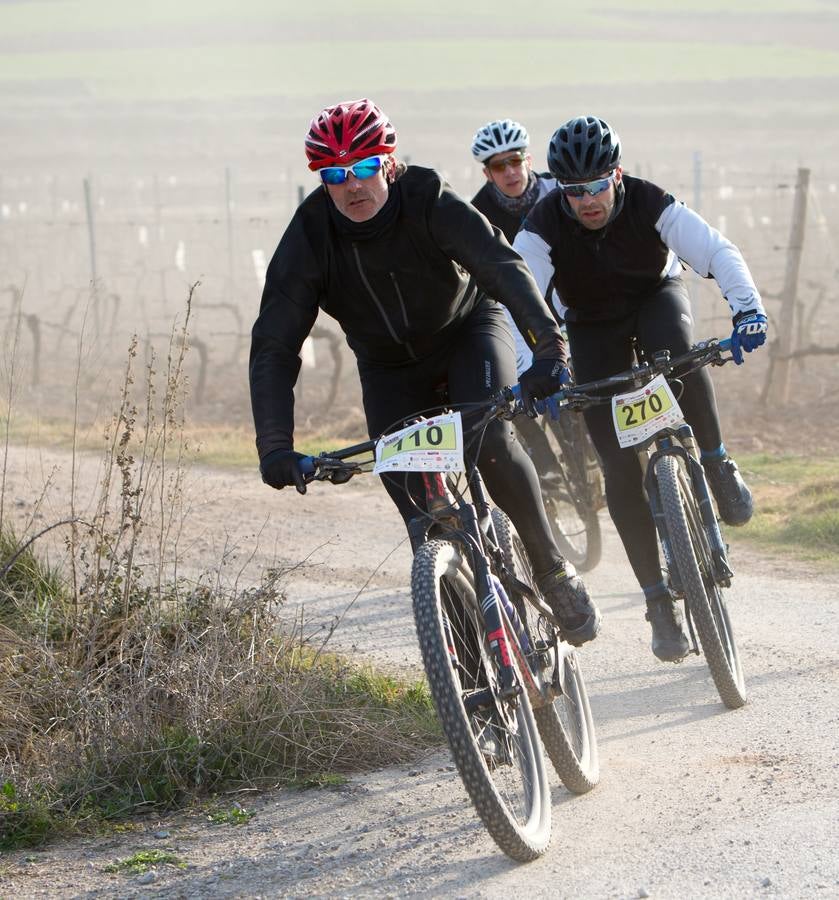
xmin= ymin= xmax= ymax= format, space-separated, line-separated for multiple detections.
xmin=207 ymin=804 xmax=254 ymax=826
xmin=0 ymin=0 xmax=823 ymax=39
xmin=730 ymin=454 xmax=839 ymax=564
xmin=4 ymin=39 xmax=839 ymax=102
xmin=0 ymin=527 xmax=67 ymax=639
xmin=288 ymin=773 xmax=349 ymax=790
xmin=0 ymin=782 xmax=56 ymax=852
xmin=104 ymin=849 xmax=187 ymax=875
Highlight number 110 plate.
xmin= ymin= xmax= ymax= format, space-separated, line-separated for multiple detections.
xmin=373 ymin=412 xmax=465 ymax=474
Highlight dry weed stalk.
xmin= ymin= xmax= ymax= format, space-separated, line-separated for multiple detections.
xmin=1 ymin=288 xmax=438 ymax=847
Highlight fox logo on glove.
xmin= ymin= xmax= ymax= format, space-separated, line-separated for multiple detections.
xmin=731 ymin=312 xmax=768 ymax=365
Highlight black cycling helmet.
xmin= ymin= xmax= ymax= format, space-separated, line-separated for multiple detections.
xmin=547 ymin=116 xmax=621 ymax=182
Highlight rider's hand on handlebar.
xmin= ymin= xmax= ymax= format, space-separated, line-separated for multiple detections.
xmin=730 ymin=311 xmax=768 ymax=365
xmin=518 ymin=357 xmax=570 ymax=417
xmin=260 ymin=448 xmax=308 ymax=494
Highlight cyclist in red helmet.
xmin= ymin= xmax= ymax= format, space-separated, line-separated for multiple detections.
xmin=250 ymin=98 xmax=601 ymax=646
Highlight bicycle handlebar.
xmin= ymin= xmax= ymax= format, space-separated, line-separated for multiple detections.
xmin=299 ymin=338 xmax=732 ymax=483
xmin=532 ymin=336 xmax=732 ymax=411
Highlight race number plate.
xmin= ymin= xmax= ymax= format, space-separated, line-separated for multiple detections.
xmin=373 ymin=412 xmax=465 ymax=474
xmin=611 ymin=374 xmax=684 ymax=448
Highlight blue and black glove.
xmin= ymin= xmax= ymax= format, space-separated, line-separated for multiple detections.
xmin=519 ymin=357 xmax=570 ymax=417
xmin=730 ymin=310 xmax=768 ymax=365
xmin=260 ymin=448 xmax=308 ymax=494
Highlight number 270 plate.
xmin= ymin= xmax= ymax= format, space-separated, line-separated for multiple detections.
xmin=611 ymin=374 xmax=684 ymax=448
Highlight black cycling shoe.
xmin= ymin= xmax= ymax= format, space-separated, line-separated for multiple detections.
xmin=645 ymin=592 xmax=689 ymax=662
xmin=702 ymin=455 xmax=753 ymax=526
xmin=537 ymin=562 xmax=601 ymax=646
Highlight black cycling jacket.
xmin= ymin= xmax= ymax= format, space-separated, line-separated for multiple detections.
xmin=471 ymin=172 xmax=558 ymax=244
xmin=250 ymin=165 xmax=565 ymax=459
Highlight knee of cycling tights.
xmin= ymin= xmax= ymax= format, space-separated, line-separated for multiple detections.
xmin=475 ymin=421 xmax=519 ymax=467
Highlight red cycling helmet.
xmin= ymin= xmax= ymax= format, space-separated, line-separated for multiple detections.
xmin=305 ymin=98 xmax=397 ymax=171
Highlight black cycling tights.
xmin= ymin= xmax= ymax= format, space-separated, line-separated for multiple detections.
xmin=566 ymin=278 xmax=724 ymax=589
xmin=358 ymin=299 xmax=563 ymax=578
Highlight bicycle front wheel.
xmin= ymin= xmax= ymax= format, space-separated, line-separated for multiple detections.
xmin=492 ymin=509 xmax=599 ymax=794
xmin=411 ymin=539 xmax=551 ymax=861
xmin=655 ymin=455 xmax=747 ymax=709
xmin=541 ymin=417 xmax=602 ymax=572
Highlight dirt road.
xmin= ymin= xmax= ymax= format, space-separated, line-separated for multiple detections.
xmin=3 ymin=446 xmax=838 ymax=898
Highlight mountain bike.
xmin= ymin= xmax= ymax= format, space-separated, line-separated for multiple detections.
xmin=299 ymin=394 xmax=599 ymax=862
xmin=534 ymin=337 xmax=746 ymax=709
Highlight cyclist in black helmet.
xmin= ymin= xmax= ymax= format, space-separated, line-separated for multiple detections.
xmin=513 ymin=114 xmax=768 ymax=664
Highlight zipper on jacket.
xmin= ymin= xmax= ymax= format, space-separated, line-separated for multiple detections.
xmin=352 ymin=243 xmax=417 ymax=359
xmin=389 ymin=272 xmax=410 ymax=328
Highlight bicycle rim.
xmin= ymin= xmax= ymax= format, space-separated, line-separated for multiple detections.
xmin=656 ymin=455 xmax=747 ymax=709
xmin=492 ymin=509 xmax=599 ymax=793
xmin=411 ymin=539 xmax=551 ymax=861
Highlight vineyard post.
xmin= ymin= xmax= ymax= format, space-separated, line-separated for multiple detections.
xmin=771 ymin=167 xmax=810 ymax=404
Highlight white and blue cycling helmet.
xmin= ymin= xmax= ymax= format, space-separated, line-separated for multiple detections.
xmin=471 ymin=119 xmax=530 ymax=163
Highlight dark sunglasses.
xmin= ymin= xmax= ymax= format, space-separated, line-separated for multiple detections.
xmin=558 ymin=171 xmax=616 ymax=198
xmin=319 ymin=155 xmax=385 ymax=186
xmin=487 ymin=152 xmax=527 ymax=173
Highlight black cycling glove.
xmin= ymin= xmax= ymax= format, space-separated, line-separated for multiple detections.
xmin=260 ymin=449 xmax=307 ymax=494
xmin=518 ymin=357 xmax=570 ymax=416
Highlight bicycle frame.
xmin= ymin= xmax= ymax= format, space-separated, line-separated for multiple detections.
xmin=300 ymin=408 xmax=574 ymax=713
xmin=409 ymin=465 xmax=568 ymax=708
xmin=537 ymin=337 xmax=739 ymax=656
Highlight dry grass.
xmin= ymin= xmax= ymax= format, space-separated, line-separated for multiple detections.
xmin=0 ymin=289 xmax=439 ymax=850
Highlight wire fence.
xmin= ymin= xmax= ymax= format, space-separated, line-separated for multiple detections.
xmin=1 ymin=159 xmax=837 ymax=433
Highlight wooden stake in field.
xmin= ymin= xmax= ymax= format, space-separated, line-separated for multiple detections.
xmin=82 ymin=175 xmax=100 ymax=335
xmin=772 ymin=167 xmax=810 ymax=404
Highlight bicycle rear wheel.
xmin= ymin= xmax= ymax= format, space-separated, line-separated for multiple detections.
xmin=492 ymin=509 xmax=599 ymax=794
xmin=655 ymin=455 xmax=747 ymax=709
xmin=411 ymin=539 xmax=551 ymax=861
xmin=540 ymin=417 xmax=602 ymax=572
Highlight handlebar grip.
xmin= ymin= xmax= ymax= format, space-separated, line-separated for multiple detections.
xmin=718 ymin=337 xmax=732 ymax=352
xmin=299 ymin=456 xmax=316 ymax=478
xmin=510 ymin=382 xmax=562 ymax=418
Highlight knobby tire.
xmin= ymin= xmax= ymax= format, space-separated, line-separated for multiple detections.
xmin=411 ymin=539 xmax=551 ymax=861
xmin=492 ymin=509 xmax=600 ymax=794
xmin=655 ymin=455 xmax=747 ymax=709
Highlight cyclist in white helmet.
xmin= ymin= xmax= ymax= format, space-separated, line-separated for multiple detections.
xmin=471 ymin=119 xmax=563 ymax=470
xmin=471 ymin=119 xmax=558 ymax=248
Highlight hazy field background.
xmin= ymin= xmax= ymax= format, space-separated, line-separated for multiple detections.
xmin=2 ymin=0 xmax=838 ymax=457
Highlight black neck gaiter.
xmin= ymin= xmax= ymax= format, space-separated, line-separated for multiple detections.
xmin=326 ymin=180 xmax=402 ymax=241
